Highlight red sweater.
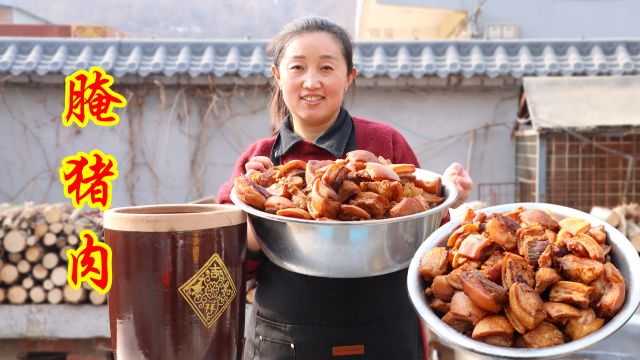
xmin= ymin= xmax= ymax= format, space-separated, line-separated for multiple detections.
xmin=217 ymin=117 xmax=419 ymax=203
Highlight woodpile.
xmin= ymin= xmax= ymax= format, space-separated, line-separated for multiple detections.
xmin=590 ymin=203 xmax=640 ymax=252
xmin=0 ymin=202 xmax=105 ymax=305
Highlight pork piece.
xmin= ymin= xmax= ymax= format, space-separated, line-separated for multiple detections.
xmin=522 ymin=237 xmax=550 ymax=266
xmin=549 ymin=281 xmax=594 ymax=308
xmin=556 ymin=228 xmax=574 ymax=242
xmin=575 ymin=233 xmax=605 ymax=262
xmin=264 ymin=196 xmax=297 ymax=214
xmin=508 ymin=283 xmax=546 ymax=331
xmin=515 ymin=225 xmax=545 ymax=256
xmin=420 ymin=192 xmax=444 ymax=207
xmin=308 ymin=179 xmax=340 ymax=219
xmin=348 ymin=191 xmax=390 ymax=219
xmin=550 ymin=239 xmax=570 ymax=259
xmin=537 ymin=244 xmax=553 ymax=268
xmin=389 ymin=197 xmax=427 ymax=218
xmin=345 ymin=150 xmax=380 ymax=166
xmin=249 ymin=168 xmax=278 ymax=187
xmin=450 ymin=291 xmax=488 ymax=326
xmin=596 ymin=262 xmax=626 ymax=319
xmin=486 ymin=213 xmax=518 ymax=252
xmin=460 ymin=208 xmax=476 ymax=225
xmin=429 ymin=298 xmax=450 ymax=314
xmin=447 ymin=223 xmax=480 ymax=248
xmin=452 ymin=253 xmax=484 ymax=269
xmin=360 ymin=180 xmax=403 ymax=203
xmin=555 ymin=254 xmax=604 ymax=284
xmin=446 ymin=262 xmax=479 ymax=290
xmin=322 ymin=161 xmax=348 ymax=192
xmin=473 ymin=212 xmax=487 ymax=227
xmin=442 ymin=311 xmax=473 ymax=334
xmin=234 ymin=175 xmax=268 ymax=210
xmin=337 ymin=204 xmax=372 ymax=221
xmin=414 ymin=177 xmax=442 ymax=195
xmin=432 ymin=275 xmax=456 ymax=302
xmin=480 ymin=251 xmax=504 ymax=283
xmin=402 ymin=182 xmax=423 ymax=198
xmin=276 ymin=208 xmax=313 ymax=220
xmin=471 ymin=315 xmax=514 ymax=347
xmin=457 ymin=234 xmax=495 ymax=261
xmin=267 ymin=178 xmax=294 ymax=198
xmin=518 ymin=209 xmax=559 ymax=231
xmin=521 ymin=322 xmax=565 ymax=348
xmin=564 ymin=308 xmax=605 ymax=340
xmin=502 ymin=207 xmax=526 ymax=223
xmin=460 ymin=269 xmax=506 ymax=313
xmin=588 ymin=225 xmax=607 ymax=244
xmin=276 ymin=160 xmax=306 ymax=180
xmin=290 ymin=187 xmax=310 ymax=211
xmin=590 ymin=274 xmax=607 ymax=304
xmin=286 ymin=176 xmax=305 ymax=191
xmin=419 ymin=247 xmax=449 ymax=281
xmin=565 ymin=236 xmax=591 ymax=259
xmin=305 ymin=159 xmax=334 ymax=186
xmin=502 ymin=253 xmax=535 ymax=291
xmin=336 ymin=180 xmax=361 ymax=203
xmin=534 ymin=267 xmax=562 ymax=294
xmin=601 ymin=244 xmax=612 ymax=257
xmin=558 ymin=217 xmax=591 ymax=236
xmin=504 ymin=305 xmax=527 ymax=335
xmin=543 ymin=301 xmax=581 ymax=324
xmin=388 ymin=163 xmax=416 ymax=178
xmin=364 ymin=162 xmax=400 ymax=182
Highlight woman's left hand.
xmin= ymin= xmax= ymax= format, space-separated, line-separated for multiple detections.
xmin=444 ymin=162 xmax=473 ymax=208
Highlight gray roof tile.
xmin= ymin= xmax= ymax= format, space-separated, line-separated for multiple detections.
xmin=0 ymin=38 xmax=638 ymax=79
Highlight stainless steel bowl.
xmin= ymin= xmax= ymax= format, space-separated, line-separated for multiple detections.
xmin=407 ymin=202 xmax=640 ymax=359
xmin=231 ymin=168 xmax=458 ymax=278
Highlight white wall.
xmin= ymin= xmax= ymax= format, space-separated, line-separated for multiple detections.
xmin=0 ymin=81 xmax=518 ymax=207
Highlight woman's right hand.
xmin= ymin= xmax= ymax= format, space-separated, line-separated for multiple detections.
xmin=245 ymin=156 xmax=273 ymax=174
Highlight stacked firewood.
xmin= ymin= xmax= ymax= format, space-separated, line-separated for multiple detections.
xmin=0 ymin=202 xmax=106 ymax=305
xmin=590 ymin=203 xmax=640 ymax=252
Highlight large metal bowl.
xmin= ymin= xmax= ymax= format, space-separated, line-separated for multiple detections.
xmin=407 ymin=202 xmax=640 ymax=359
xmin=231 ymin=168 xmax=458 ymax=278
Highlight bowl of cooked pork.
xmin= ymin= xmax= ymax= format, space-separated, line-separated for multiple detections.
xmin=230 ymin=150 xmax=458 ymax=278
xmin=407 ymin=202 xmax=640 ymax=359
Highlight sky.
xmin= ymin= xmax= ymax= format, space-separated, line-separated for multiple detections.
xmin=7 ymin=0 xmax=357 ymax=39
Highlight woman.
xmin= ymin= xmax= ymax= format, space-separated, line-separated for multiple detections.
xmin=217 ymin=16 xmax=472 ymax=359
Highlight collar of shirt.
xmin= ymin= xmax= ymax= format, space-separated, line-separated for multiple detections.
xmin=271 ymin=107 xmax=355 ymax=164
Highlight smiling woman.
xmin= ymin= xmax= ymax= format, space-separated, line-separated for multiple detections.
xmin=271 ymin=31 xmax=356 ymax=140
xmin=215 ymin=16 xmax=473 ymax=360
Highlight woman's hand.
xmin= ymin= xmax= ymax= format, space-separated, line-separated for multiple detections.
xmin=444 ymin=162 xmax=473 ymax=208
xmin=245 ymin=156 xmax=273 ymax=175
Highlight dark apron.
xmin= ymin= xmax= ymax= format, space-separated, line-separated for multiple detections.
xmin=243 ymin=261 xmax=422 ymax=360
xmin=247 ymin=126 xmax=422 ymax=359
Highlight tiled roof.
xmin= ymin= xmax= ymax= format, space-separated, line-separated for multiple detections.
xmin=0 ymin=38 xmax=638 ymax=79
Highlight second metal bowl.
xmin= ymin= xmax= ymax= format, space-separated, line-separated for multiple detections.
xmin=407 ymin=202 xmax=640 ymax=359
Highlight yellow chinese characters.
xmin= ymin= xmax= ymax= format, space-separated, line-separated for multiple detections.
xmin=67 ymin=229 xmax=112 ymax=294
xmin=62 ymin=66 xmax=127 ymax=127
xmin=59 ymin=149 xmax=119 ymax=211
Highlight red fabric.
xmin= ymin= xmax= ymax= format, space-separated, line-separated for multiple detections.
xmin=247 ymin=259 xmax=261 ymax=280
xmin=420 ymin=319 xmax=429 ymax=360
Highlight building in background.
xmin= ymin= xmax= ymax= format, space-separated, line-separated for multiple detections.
xmin=356 ymin=0 xmax=640 ymax=40
xmin=0 ymin=4 xmax=126 ymax=38
xmin=355 ymin=0 xmax=468 ymax=40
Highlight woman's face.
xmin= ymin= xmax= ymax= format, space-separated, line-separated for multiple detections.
xmin=273 ymin=32 xmax=356 ymax=130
